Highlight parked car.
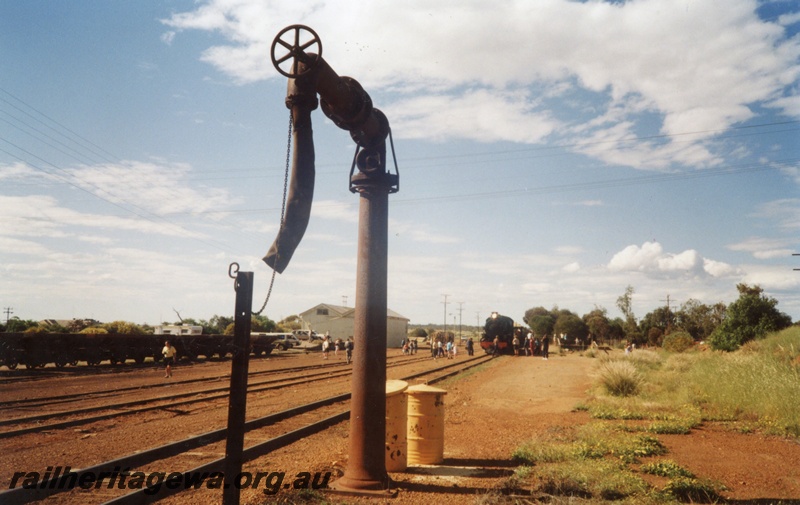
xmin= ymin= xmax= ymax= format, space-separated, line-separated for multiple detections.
xmin=272 ymin=334 xmax=303 ymax=351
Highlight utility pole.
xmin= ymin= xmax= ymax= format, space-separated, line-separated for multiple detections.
xmin=660 ymin=294 xmax=675 ymax=334
xmin=457 ymin=302 xmax=464 ymax=341
xmin=441 ymin=294 xmax=449 ymax=340
xmin=3 ymin=307 xmax=12 ymax=329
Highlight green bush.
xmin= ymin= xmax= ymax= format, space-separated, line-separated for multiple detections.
xmin=597 ymin=359 xmax=642 ymax=397
xmin=663 ymin=477 xmax=723 ymax=502
xmin=662 ymin=331 xmax=694 ymax=353
xmin=641 ymin=460 xmax=694 ymax=479
xmin=708 ymin=284 xmax=792 ymax=351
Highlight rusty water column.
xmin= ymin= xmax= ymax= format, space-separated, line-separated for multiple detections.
xmin=332 ymin=140 xmax=396 ymax=494
xmin=267 ymin=25 xmax=398 ymax=495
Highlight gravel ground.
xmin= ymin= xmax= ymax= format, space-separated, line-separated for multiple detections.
xmin=3 ymin=349 xmax=800 ymax=504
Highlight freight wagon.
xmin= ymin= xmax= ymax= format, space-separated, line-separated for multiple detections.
xmin=0 ymin=332 xmax=278 ymax=369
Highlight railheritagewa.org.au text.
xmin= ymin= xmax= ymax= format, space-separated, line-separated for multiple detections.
xmin=9 ymin=466 xmax=331 ymax=495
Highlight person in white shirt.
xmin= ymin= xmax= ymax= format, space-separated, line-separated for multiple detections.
xmin=162 ymin=341 xmax=176 ymax=378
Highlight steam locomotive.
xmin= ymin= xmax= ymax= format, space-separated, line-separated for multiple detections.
xmin=480 ymin=312 xmax=528 ymax=354
xmin=0 ymin=332 xmax=278 ymax=370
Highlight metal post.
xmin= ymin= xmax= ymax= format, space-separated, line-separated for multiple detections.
xmin=223 ymin=271 xmax=253 ymax=505
xmin=331 ymin=146 xmax=395 ymax=495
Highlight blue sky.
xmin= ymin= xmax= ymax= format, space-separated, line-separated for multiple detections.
xmin=1 ymin=0 xmax=799 ymax=327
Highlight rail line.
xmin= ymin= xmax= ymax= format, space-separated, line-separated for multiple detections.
xmin=0 ymin=353 xmax=424 ymax=409
xmin=0 ymin=354 xmax=493 ymax=505
xmin=0 ymin=355 xmax=432 ymax=437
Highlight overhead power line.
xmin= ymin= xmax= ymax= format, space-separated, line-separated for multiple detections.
xmin=0 ymin=87 xmax=238 ymax=254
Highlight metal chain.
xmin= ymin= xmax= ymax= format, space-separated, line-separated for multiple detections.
xmin=254 ymin=111 xmax=293 ymax=315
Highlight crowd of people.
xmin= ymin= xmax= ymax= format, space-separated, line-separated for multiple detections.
xmin=320 ymin=334 xmax=355 ymax=364
xmin=158 ymin=330 xmax=567 ymax=378
xmin=511 ymin=332 xmax=549 ymax=359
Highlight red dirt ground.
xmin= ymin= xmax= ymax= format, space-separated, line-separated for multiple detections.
xmin=3 ymin=350 xmax=800 ymax=504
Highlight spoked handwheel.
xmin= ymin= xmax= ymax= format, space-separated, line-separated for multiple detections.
xmin=271 ymin=24 xmax=322 ymax=78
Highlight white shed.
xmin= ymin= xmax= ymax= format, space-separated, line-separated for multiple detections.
xmin=154 ymin=324 xmax=203 ymax=335
xmin=298 ymin=303 xmax=410 ymax=348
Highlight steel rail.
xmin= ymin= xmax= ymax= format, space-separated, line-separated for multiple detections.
xmin=0 ymin=354 xmax=492 ymax=504
xmin=0 ymin=399 xmax=351 ymax=505
xmin=100 ymin=355 xmax=493 ymax=505
xmin=0 ymin=356 xmax=432 ymax=436
xmin=1 ymin=353 xmax=422 ymax=408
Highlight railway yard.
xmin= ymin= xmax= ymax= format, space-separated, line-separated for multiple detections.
xmin=2 ymin=349 xmax=800 ymax=504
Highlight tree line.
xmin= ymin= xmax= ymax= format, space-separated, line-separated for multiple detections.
xmin=0 ymin=314 xmax=298 ymax=336
xmin=3 ymin=283 xmax=793 ymax=353
xmin=522 ymin=283 xmax=793 ymax=352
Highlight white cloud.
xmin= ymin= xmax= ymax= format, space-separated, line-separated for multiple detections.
xmin=778 ymin=11 xmax=800 ymax=27
xmin=312 ymin=200 xmax=358 ymax=223
xmin=702 ymin=258 xmax=738 ymax=277
xmin=727 ymin=237 xmax=796 ymax=260
xmin=752 ymin=198 xmax=800 ymax=229
xmin=0 ymin=195 xmax=206 ymax=239
xmin=0 ymin=236 xmax=51 ymax=255
xmin=161 ymin=31 xmax=176 ymax=45
xmin=0 ymin=162 xmax=37 ymax=180
xmin=386 ymin=89 xmax=560 ymax=144
xmin=608 ymin=241 xmax=734 ymax=278
xmin=66 ymin=160 xmax=235 ymax=217
xmin=742 ymin=264 xmax=800 ymax=290
xmin=164 ymin=0 xmax=800 ymax=170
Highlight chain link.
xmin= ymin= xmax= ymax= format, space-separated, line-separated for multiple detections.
xmin=254 ymin=111 xmax=293 ymax=315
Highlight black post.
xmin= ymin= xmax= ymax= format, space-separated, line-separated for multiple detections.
xmin=223 ymin=271 xmax=253 ymax=505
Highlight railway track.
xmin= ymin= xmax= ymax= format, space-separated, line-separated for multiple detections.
xmin=0 ymin=353 xmax=424 ymax=409
xmin=0 ymin=355 xmax=432 ymax=438
xmin=0 ymin=354 xmax=493 ymax=504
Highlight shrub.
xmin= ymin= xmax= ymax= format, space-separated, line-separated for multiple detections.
xmin=688 ymin=345 xmax=800 ymax=437
xmin=662 ymin=331 xmax=694 ymax=353
xmin=512 ymin=442 xmax=572 ymax=464
xmin=597 ymin=360 xmax=642 ymax=397
xmin=708 ymin=284 xmax=792 ymax=351
xmin=23 ymin=326 xmax=49 ymax=334
xmin=614 ymin=434 xmax=667 ymax=464
xmin=80 ymin=327 xmax=108 ymax=334
xmin=663 ymin=477 xmax=723 ymax=503
xmin=641 ymin=460 xmax=694 ymax=479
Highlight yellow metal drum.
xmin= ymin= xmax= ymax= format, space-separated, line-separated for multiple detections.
xmin=385 ymin=380 xmax=409 ymax=471
xmin=405 ymin=384 xmax=447 ymax=465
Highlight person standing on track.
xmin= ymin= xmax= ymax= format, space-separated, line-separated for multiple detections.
xmin=344 ymin=337 xmax=353 ymax=364
xmin=162 ymin=340 xmax=176 ymax=378
xmin=322 ymin=334 xmax=330 ymax=359
xmin=541 ymin=334 xmax=550 ymax=360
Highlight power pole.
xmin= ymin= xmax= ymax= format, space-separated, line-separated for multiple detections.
xmin=660 ymin=294 xmax=675 ymax=333
xmin=457 ymin=302 xmax=464 ymax=341
xmin=3 ymin=307 xmax=12 ymax=329
xmin=441 ymin=294 xmax=449 ymax=340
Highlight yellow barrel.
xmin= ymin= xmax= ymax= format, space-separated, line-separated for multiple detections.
xmin=385 ymin=380 xmax=409 ymax=472
xmin=405 ymin=384 xmax=447 ymax=465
